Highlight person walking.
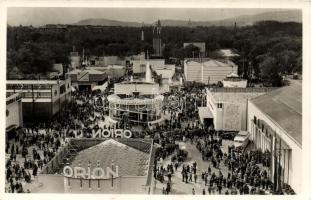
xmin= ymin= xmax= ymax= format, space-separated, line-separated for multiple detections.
xmin=192 ymin=188 xmax=195 ymax=195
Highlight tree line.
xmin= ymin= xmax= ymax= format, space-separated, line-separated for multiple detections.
xmin=7 ymin=21 xmax=302 ymax=86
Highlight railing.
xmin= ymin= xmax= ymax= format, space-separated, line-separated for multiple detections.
xmin=209 ymin=87 xmax=276 ymax=93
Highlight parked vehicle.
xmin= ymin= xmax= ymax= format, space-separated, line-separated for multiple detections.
xmin=234 ymin=131 xmax=250 ymax=149
xmin=221 ymin=131 xmax=237 ymax=141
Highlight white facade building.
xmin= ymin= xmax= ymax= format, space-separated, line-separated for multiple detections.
xmin=202 ymin=87 xmax=272 ymax=131
xmin=184 ymin=59 xmax=238 ymax=84
xmin=6 ymin=78 xmax=72 ymax=120
xmin=247 ymin=80 xmax=302 ymax=193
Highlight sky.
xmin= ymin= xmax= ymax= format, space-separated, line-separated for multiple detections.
xmin=7 ymin=7 xmax=293 ymax=26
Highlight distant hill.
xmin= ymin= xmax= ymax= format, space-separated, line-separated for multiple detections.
xmin=212 ymin=10 xmax=302 ymax=26
xmin=73 ymin=18 xmax=144 ymax=27
xmin=73 ymin=10 xmax=301 ymax=27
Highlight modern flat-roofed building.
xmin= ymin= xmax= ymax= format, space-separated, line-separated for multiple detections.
xmin=247 ymin=80 xmax=302 ymax=193
xmin=200 ymin=87 xmax=273 ymax=131
xmin=184 ymin=59 xmax=238 ymax=84
xmin=6 ymin=78 xmax=72 ymax=121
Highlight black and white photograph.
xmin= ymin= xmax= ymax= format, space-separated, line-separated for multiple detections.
xmin=2 ymin=2 xmax=309 ymax=196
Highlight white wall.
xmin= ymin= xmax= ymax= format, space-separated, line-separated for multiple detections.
xmin=6 ymin=99 xmax=23 ymax=128
xmin=184 ymin=61 xmax=238 ymax=84
xmin=206 ymin=90 xmax=248 ymax=131
xmin=184 ymin=61 xmax=202 ymax=82
xmin=202 ymin=65 xmax=238 ymax=84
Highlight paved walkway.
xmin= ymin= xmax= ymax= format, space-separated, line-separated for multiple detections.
xmin=153 ymin=140 xmax=235 ymax=195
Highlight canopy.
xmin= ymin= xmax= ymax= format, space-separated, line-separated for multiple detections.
xmin=92 ymin=82 xmax=108 ymax=92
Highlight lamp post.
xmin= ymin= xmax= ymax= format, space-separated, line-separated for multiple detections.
xmin=88 ymin=160 xmax=91 ymax=190
xmin=111 ymin=160 xmax=114 ymax=189
xmin=97 ymin=160 xmax=100 ymax=190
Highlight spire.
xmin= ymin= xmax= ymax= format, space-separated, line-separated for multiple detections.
xmin=145 ymin=62 xmax=152 ymax=83
xmin=82 ymin=48 xmax=86 ymax=67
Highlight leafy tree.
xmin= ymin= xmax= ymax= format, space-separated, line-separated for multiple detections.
xmin=183 ymin=44 xmax=200 ymax=58
xmin=259 ymin=55 xmax=283 ymax=86
xmin=7 ymin=21 xmax=302 ymax=84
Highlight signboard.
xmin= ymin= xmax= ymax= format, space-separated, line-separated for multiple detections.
xmin=63 ymin=165 xmax=119 ymax=179
xmin=92 ymin=129 xmax=132 ymax=138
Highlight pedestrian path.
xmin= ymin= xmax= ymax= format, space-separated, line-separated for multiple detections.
xmin=153 ymin=141 xmax=223 ymax=194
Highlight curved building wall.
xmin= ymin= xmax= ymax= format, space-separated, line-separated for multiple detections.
xmin=108 ymin=95 xmax=163 ymax=123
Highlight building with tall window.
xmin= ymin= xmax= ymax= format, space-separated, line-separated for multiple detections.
xmin=247 ymin=80 xmax=302 ymax=193
xmin=6 ymin=77 xmax=72 ymax=121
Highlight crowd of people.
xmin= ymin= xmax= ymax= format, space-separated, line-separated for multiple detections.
xmin=5 ymin=83 xmax=289 ymax=194
xmin=5 ymin=89 xmax=110 ymax=193
xmin=145 ymin=86 xmax=280 ymax=195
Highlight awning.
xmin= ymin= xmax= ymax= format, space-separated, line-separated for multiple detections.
xmin=198 ymin=107 xmax=213 ymax=123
